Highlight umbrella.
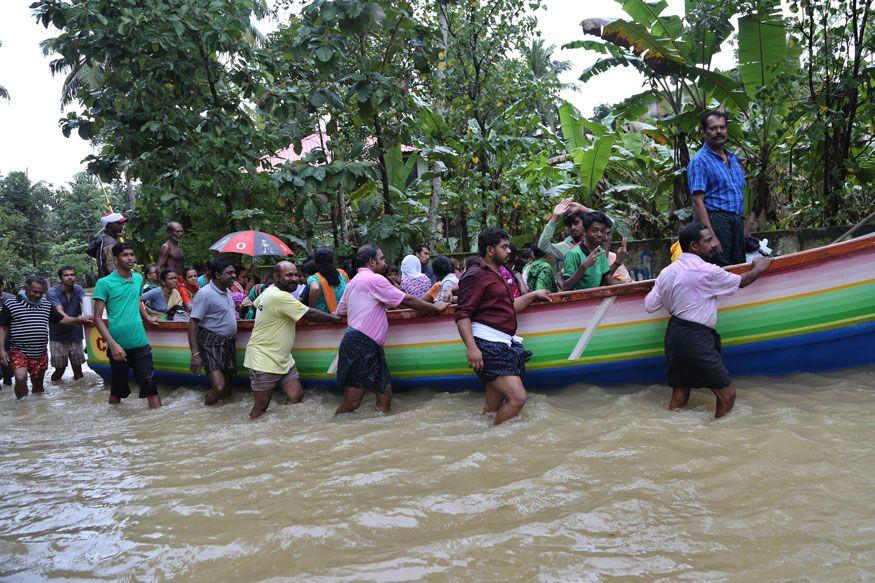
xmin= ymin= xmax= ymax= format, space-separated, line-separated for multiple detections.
xmin=209 ymin=230 xmax=294 ymax=257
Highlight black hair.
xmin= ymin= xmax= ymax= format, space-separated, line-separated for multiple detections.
xmin=356 ymin=244 xmax=380 ymax=268
xmin=531 ymin=245 xmax=546 ymax=259
xmin=159 ymin=268 xmax=177 ymax=282
xmin=700 ymin=109 xmax=729 ymax=131
xmin=518 ymin=246 xmax=534 ymax=261
xmin=112 ymin=242 xmax=133 ymax=257
xmin=183 ymin=266 xmax=198 ymax=278
xmin=564 ymin=209 xmax=587 ymax=227
xmin=432 ymin=255 xmax=454 ymax=280
xmin=477 ymin=227 xmax=510 ymax=257
xmin=465 ymin=255 xmax=480 ymax=269
xmin=414 ymin=243 xmax=430 ymax=254
xmin=386 ymin=264 xmax=400 ymax=275
xmin=209 ymin=257 xmax=234 ymax=277
xmin=341 ymin=259 xmax=353 ymax=278
xmin=24 ymin=275 xmax=47 ymax=288
xmin=57 ymin=265 xmax=76 ymax=277
xmin=679 ymin=222 xmax=709 ymax=252
xmin=582 ymin=211 xmax=612 ymax=230
xmin=314 ymin=247 xmax=340 ymax=287
xmin=145 ymin=265 xmax=158 ymax=277
xmin=301 ymin=258 xmax=316 ymax=277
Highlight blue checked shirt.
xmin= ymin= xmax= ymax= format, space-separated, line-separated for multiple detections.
xmin=686 ymin=144 xmax=746 ymax=216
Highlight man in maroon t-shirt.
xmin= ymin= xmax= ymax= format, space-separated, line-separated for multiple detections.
xmin=455 ymin=227 xmax=551 ymax=424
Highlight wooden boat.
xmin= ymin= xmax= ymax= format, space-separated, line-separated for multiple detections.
xmin=84 ymin=234 xmax=875 ymax=390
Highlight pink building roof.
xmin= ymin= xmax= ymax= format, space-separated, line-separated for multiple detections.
xmin=260 ymin=132 xmax=416 ymax=171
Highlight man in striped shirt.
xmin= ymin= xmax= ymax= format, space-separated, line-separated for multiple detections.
xmin=0 ymin=276 xmax=89 ymax=399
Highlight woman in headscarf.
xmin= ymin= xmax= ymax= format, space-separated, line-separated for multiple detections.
xmin=400 ymin=254 xmax=432 ymax=298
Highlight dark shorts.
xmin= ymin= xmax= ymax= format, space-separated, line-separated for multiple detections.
xmin=708 ymin=210 xmax=745 ymax=266
xmin=474 ymin=337 xmax=532 ymax=384
xmin=106 ymin=344 xmax=158 ymax=399
xmin=197 ymin=328 xmax=237 ymax=374
xmin=664 ymin=316 xmax=732 ymax=389
xmin=336 ymin=328 xmax=391 ymax=395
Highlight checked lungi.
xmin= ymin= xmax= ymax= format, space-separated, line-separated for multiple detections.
xmin=336 ymin=327 xmax=391 ymax=394
xmin=197 ymin=327 xmax=237 ymax=374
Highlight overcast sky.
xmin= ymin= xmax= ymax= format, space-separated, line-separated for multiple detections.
xmin=0 ymin=0 xmax=724 ymax=187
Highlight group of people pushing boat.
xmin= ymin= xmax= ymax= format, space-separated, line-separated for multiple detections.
xmin=0 ymin=110 xmax=773 ymax=421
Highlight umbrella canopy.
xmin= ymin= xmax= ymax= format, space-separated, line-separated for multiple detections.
xmin=209 ymin=230 xmax=294 ymax=257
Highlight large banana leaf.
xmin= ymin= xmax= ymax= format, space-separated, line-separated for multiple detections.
xmin=576 ymin=135 xmax=617 ymax=198
xmin=689 ymin=67 xmax=750 ymax=111
xmin=737 ymin=13 xmax=788 ymax=97
xmin=577 ymin=55 xmax=649 ymax=82
xmin=385 ymin=143 xmax=418 ymax=191
xmin=618 ymin=0 xmax=682 ymax=39
xmin=594 ymin=19 xmax=686 ymax=75
xmin=558 ymin=101 xmax=588 ymax=153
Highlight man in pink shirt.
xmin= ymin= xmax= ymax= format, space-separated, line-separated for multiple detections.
xmin=334 ymin=245 xmax=449 ymax=415
xmin=645 ymin=223 xmax=771 ymax=418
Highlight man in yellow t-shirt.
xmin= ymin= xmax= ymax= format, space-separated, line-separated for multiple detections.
xmin=244 ymin=261 xmax=340 ymax=419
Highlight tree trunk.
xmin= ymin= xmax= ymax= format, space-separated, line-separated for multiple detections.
xmin=372 ymin=114 xmax=392 ymax=214
xmin=460 ymin=197 xmax=470 ymax=252
xmin=338 ymin=185 xmax=349 ymax=245
xmin=124 ymin=167 xmax=136 ymax=209
xmin=672 ymin=132 xmax=691 ymax=225
xmin=426 ymin=165 xmax=442 ymax=245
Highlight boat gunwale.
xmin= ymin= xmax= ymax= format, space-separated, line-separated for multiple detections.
xmin=141 ymin=232 xmax=875 ymax=331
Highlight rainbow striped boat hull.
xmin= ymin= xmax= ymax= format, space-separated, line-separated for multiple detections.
xmin=85 ymin=234 xmax=875 ymax=390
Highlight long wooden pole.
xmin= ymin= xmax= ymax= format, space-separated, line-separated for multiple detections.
xmin=568 ymin=296 xmax=616 ymax=361
xmin=831 ymin=210 xmax=875 ymax=245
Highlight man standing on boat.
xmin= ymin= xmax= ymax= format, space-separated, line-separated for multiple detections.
xmin=334 ymin=245 xmax=448 ymax=415
xmin=93 ymin=243 xmax=162 ymax=408
xmin=156 ymin=221 xmax=185 ymax=275
xmin=95 ymin=213 xmax=127 ymax=278
xmin=687 ymin=110 xmax=747 ymax=266
xmin=188 ymin=257 xmax=238 ymax=406
xmin=244 ymin=261 xmax=340 ymax=419
xmin=455 ymin=228 xmax=552 ymax=425
xmin=644 ymin=223 xmax=771 ymax=418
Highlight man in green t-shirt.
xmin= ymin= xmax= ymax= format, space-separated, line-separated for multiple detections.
xmin=93 ymin=242 xmax=162 ymax=409
xmin=560 ymin=211 xmax=629 ymax=291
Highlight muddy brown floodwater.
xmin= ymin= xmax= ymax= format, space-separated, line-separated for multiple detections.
xmin=1 ymin=366 xmax=873 ymax=580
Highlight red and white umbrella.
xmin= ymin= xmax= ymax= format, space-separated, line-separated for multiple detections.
xmin=209 ymin=230 xmax=294 ymax=257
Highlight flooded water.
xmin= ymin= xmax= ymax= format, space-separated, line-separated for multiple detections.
xmin=1 ymin=367 xmax=873 ymax=581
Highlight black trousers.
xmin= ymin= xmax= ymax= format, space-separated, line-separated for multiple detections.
xmin=708 ymin=210 xmax=745 ymax=266
xmin=107 ymin=344 xmax=158 ymax=399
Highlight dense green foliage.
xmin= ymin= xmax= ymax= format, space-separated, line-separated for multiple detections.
xmin=15 ymin=0 xmax=873 ymax=274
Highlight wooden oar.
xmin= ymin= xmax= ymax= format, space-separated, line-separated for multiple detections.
xmin=567 ymin=296 xmax=616 ymax=361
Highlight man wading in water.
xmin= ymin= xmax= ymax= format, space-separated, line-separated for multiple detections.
xmin=244 ymin=261 xmax=339 ymax=419
xmin=455 ymin=228 xmax=552 ymax=424
xmin=645 ymin=223 xmax=771 ymax=418
xmin=93 ymin=243 xmax=163 ymax=409
xmin=334 ymin=245 xmax=448 ymax=415
xmin=188 ymin=258 xmax=238 ymax=406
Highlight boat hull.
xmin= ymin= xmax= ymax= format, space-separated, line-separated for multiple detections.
xmin=85 ymin=235 xmax=875 ymax=390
